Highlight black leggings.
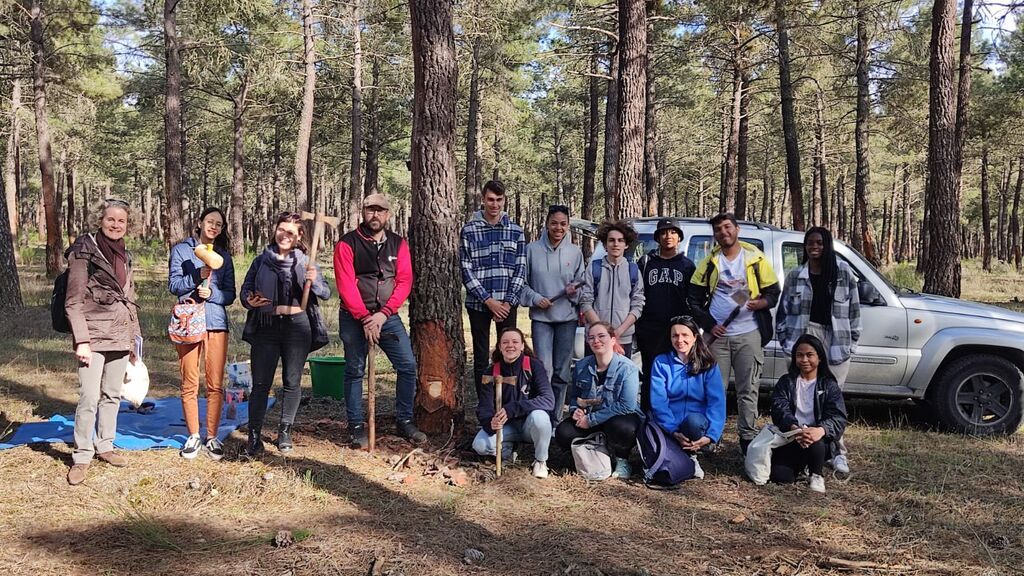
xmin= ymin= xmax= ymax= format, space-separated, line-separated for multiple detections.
xmin=770 ymin=439 xmax=827 ymax=483
xmin=556 ymin=413 xmax=642 ymax=459
xmin=249 ymin=313 xmax=312 ymax=431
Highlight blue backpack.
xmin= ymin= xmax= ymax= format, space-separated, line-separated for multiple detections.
xmin=637 ymin=417 xmax=695 ymax=488
xmin=591 ymin=259 xmax=639 ymax=291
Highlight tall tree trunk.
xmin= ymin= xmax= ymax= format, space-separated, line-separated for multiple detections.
xmin=29 ymin=0 xmax=61 ymax=276
xmin=294 ymin=0 xmax=317 ymax=211
xmin=272 ymin=121 xmax=282 ymax=215
xmin=615 ymin=0 xmax=647 ymax=219
xmin=760 ymin=143 xmax=771 ymax=222
xmin=722 ymin=36 xmax=742 ymax=213
xmin=836 ymin=171 xmax=847 ymax=241
xmin=65 ymin=161 xmax=75 ymax=241
xmin=952 ymin=0 xmax=974 ymax=187
xmin=923 ymin=0 xmax=963 ymax=296
xmin=854 ymin=1 xmax=878 ymax=265
xmin=229 ymin=82 xmax=248 ymax=256
xmin=883 ymin=165 xmax=897 ymax=265
xmin=1013 ymin=158 xmax=1023 ymax=271
xmin=602 ymin=49 xmax=619 ymax=219
xmin=814 ymin=87 xmax=828 ymax=229
xmin=0 ymin=159 xmax=21 ymax=308
xmin=643 ymin=20 xmax=659 ymax=217
xmin=464 ymin=37 xmax=482 ymax=215
xmin=899 ymin=164 xmax=911 ymax=262
xmin=349 ymin=1 xmax=363 ymax=204
xmin=582 ymin=55 xmax=600 ymax=225
xmin=409 ymin=0 xmax=465 ymax=434
xmin=364 ymin=57 xmax=381 ymax=197
xmin=163 ymin=0 xmax=186 ymax=245
xmin=981 ymin=146 xmax=992 ymax=271
xmin=776 ymin=0 xmax=804 ymax=230
xmin=736 ymin=68 xmax=750 ymax=220
xmin=4 ymin=79 xmax=20 ymax=239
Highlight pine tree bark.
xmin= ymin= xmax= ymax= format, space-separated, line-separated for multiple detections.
xmin=836 ymin=171 xmax=847 ymax=241
xmin=722 ymin=34 xmax=742 ymax=214
xmin=899 ymin=163 xmax=911 ymax=262
xmin=349 ymin=1 xmax=363 ymax=204
xmin=582 ymin=56 xmax=600 ymax=225
xmin=815 ymin=87 xmax=828 ymax=229
xmin=603 ymin=49 xmax=619 ymax=219
xmin=854 ymin=1 xmax=878 ymax=265
xmin=615 ymin=0 xmax=646 ymax=219
xmin=163 ymin=0 xmax=186 ymax=245
xmin=29 ymin=0 xmax=62 ymax=276
xmin=0 ymin=172 xmax=21 ymax=309
xmin=981 ymin=146 xmax=992 ymax=271
xmin=66 ymin=162 xmax=75 ymax=241
xmin=923 ymin=0 xmax=961 ymax=296
xmin=644 ymin=20 xmax=659 ymax=217
xmin=408 ymin=0 xmax=465 ymax=434
xmin=736 ymin=69 xmax=750 ymax=220
xmin=4 ymin=78 xmax=20 ymax=239
xmin=776 ymin=0 xmax=804 ymax=231
xmin=364 ymin=58 xmax=381 ymax=197
xmin=464 ymin=37 xmax=482 ymax=215
xmin=1012 ymin=158 xmax=1023 ymax=271
xmin=229 ymin=81 xmax=248 ymax=256
xmin=294 ymin=0 xmax=317 ymax=211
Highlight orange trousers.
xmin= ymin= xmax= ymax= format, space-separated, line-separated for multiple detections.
xmin=176 ymin=330 xmax=229 ymax=438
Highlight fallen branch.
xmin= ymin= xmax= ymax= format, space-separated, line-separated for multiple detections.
xmin=392 ymin=447 xmax=423 ymax=471
xmin=822 ymin=557 xmax=912 ymax=571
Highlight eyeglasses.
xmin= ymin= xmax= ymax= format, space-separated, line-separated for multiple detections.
xmin=363 ymin=206 xmax=389 ymax=214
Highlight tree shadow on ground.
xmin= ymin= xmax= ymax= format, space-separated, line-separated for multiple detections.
xmin=0 ymin=374 xmax=78 ymax=417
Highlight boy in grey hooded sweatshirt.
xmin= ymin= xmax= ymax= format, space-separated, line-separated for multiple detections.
xmin=579 ymin=220 xmax=645 ymax=357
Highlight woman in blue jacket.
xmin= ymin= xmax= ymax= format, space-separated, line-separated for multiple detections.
xmin=473 ymin=327 xmax=555 ymax=479
xmin=240 ymin=212 xmax=331 ymax=457
xmin=648 ymin=316 xmax=725 ymax=479
xmin=168 ymin=207 xmax=236 ymax=460
xmin=555 ymin=321 xmax=642 ymax=479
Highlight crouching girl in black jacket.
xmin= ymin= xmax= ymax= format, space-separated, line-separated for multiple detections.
xmin=770 ymin=334 xmax=847 ymax=493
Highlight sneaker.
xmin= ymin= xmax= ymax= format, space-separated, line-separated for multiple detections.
xmin=205 ymin=438 xmax=224 ymax=461
xmin=180 ymin=434 xmax=202 ymax=459
xmin=276 ymin=424 xmax=293 ymax=453
xmin=532 ymin=461 xmax=549 ymax=479
xmin=611 ymin=457 xmax=632 ymax=479
xmin=96 ymin=451 xmax=128 ymax=467
xmin=831 ymin=454 xmax=850 ymax=476
xmin=349 ymin=423 xmax=368 ymax=449
xmin=809 ymin=473 xmax=826 ymax=493
xmin=396 ymin=419 xmax=427 ymax=444
xmin=691 ymin=455 xmax=705 ymax=480
xmin=243 ymin=432 xmax=265 ymax=459
xmin=67 ymin=463 xmax=89 ymax=485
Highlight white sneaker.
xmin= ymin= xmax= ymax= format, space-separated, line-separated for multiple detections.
xmin=180 ymin=434 xmax=202 ymax=459
xmin=691 ymin=455 xmax=705 ymax=480
xmin=532 ymin=461 xmax=549 ymax=479
xmin=831 ymin=454 xmax=850 ymax=476
xmin=809 ymin=473 xmax=826 ymax=493
xmin=205 ymin=438 xmax=224 ymax=461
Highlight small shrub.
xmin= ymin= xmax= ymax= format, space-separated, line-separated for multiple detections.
xmin=883 ymin=262 xmax=922 ymax=291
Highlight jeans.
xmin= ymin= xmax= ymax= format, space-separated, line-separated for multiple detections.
xmin=531 ymin=319 xmax=576 ymax=423
xmin=249 ymin=312 xmax=311 ymax=432
xmin=176 ymin=330 xmax=228 ymax=438
xmin=770 ymin=438 xmax=827 ymax=483
xmin=555 ymin=413 xmax=642 ymax=459
xmin=710 ymin=328 xmax=763 ymax=442
xmin=468 ymin=306 xmax=518 ymax=397
xmin=472 ymin=409 xmax=552 ymax=462
xmin=339 ymin=311 xmax=418 ymax=423
xmin=679 ymin=413 xmax=709 ymax=446
xmin=74 ymin=351 xmax=129 ymax=465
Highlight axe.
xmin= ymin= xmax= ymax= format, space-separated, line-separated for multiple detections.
xmin=481 ymin=372 xmax=517 ymax=476
xmin=299 ymin=210 xmax=341 ymax=310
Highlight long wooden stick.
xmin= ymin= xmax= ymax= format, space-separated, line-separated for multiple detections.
xmin=495 ymin=378 xmax=503 ymax=476
xmin=367 ymin=343 xmax=378 ymax=453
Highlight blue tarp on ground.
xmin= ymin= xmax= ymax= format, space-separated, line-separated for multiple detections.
xmin=0 ymin=397 xmax=273 ymax=450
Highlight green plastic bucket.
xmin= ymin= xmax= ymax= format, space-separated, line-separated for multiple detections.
xmin=308 ymin=356 xmax=346 ymax=400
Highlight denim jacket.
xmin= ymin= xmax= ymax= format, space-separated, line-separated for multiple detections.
xmin=569 ymin=354 xmax=641 ymax=427
xmin=168 ymin=237 xmax=236 ymax=331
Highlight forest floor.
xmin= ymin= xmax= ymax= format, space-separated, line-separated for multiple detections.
xmin=1 ymin=250 xmax=1023 ymax=576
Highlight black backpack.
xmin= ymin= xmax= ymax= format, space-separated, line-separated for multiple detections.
xmin=51 ymin=268 xmax=72 ymax=333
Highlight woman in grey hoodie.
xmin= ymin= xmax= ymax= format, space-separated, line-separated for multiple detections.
xmin=518 ymin=205 xmax=586 ymax=424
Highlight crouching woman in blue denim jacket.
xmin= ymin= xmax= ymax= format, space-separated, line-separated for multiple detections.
xmin=240 ymin=212 xmax=331 ymax=457
xmin=555 ymin=321 xmax=642 ymax=479
xmin=770 ymin=333 xmax=847 ymax=494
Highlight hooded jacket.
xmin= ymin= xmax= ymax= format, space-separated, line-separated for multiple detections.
xmin=65 ymin=234 xmax=141 ymax=352
xmin=519 ymin=230 xmax=586 ymax=324
xmin=578 ymin=256 xmax=646 ymax=345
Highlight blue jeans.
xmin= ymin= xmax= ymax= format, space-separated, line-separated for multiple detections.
xmin=472 ymin=409 xmax=552 ymax=462
xmin=339 ymin=311 xmax=418 ymax=423
xmin=679 ymin=413 xmax=710 ymax=444
xmin=531 ymin=319 xmax=576 ymax=424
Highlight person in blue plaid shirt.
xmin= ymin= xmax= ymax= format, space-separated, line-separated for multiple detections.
xmin=460 ymin=180 xmax=528 ymax=397
xmin=775 ymin=226 xmax=860 ymax=476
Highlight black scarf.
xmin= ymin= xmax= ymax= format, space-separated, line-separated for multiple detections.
xmin=95 ymin=232 xmax=127 ymax=287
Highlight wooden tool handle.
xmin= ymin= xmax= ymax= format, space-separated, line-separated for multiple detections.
xmin=495 ymin=379 xmax=503 ymax=476
xmin=368 ymin=344 xmax=377 ymax=453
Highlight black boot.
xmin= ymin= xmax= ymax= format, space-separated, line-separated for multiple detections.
xmin=349 ymin=423 xmax=368 ymax=449
xmin=276 ymin=424 xmax=293 ymax=453
xmin=244 ymin=429 xmax=265 ymax=458
xmin=397 ymin=419 xmax=427 ymax=444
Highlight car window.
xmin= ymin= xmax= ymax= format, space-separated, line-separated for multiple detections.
xmin=686 ymin=235 xmax=763 ymax=263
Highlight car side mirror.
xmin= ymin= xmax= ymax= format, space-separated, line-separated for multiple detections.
xmin=858 ymin=280 xmax=885 ymax=306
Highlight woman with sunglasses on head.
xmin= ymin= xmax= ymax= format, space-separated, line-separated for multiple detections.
xmin=168 ymin=207 xmax=236 ymax=460
xmin=240 ymin=212 xmax=331 ymax=457
xmin=555 ymin=321 xmax=642 ymax=479
xmin=775 ymin=226 xmax=860 ymax=476
xmin=648 ymin=316 xmax=725 ymax=480
xmin=473 ymin=327 xmax=555 ymax=479
xmin=518 ymin=205 xmax=586 ymax=426
xmin=769 ymin=334 xmax=847 ymax=494
xmin=64 ymin=199 xmax=141 ymax=485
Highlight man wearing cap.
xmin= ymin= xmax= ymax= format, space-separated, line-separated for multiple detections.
xmin=635 ymin=218 xmax=697 ymax=411
xmin=334 ymin=193 xmax=427 ymax=447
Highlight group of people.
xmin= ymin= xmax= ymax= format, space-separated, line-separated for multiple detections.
xmin=63 ymin=181 xmax=860 ymax=494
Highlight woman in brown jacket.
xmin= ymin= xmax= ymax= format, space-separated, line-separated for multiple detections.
xmin=65 ymin=199 xmax=141 ymax=485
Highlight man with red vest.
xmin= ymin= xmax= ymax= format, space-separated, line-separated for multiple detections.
xmin=334 ymin=193 xmax=426 ymax=447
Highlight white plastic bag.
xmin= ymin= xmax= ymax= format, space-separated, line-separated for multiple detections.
xmin=122 ymin=359 xmax=150 ymax=409
xmin=744 ymin=424 xmax=795 ymax=485
xmin=226 ymin=361 xmax=252 ymax=394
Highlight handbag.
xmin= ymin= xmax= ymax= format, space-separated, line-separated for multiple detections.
xmin=571 ymin=431 xmax=613 ymax=481
xmin=744 ymin=424 xmax=796 ymax=485
xmin=122 ymin=359 xmax=150 ymax=408
xmin=168 ymin=298 xmax=206 ymax=345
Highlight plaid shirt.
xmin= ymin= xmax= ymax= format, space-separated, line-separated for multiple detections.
xmin=460 ymin=211 xmax=527 ymax=311
xmin=775 ymin=261 xmax=862 ymax=363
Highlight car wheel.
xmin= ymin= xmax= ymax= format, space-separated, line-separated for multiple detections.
xmin=931 ymin=354 xmax=1024 ymax=435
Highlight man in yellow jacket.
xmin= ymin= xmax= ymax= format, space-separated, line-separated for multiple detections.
xmin=687 ymin=213 xmax=780 ymax=455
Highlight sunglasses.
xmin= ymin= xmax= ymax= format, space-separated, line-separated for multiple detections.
xmin=105 ymin=198 xmax=130 ymax=208
xmin=670 ymin=315 xmax=696 ymax=324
